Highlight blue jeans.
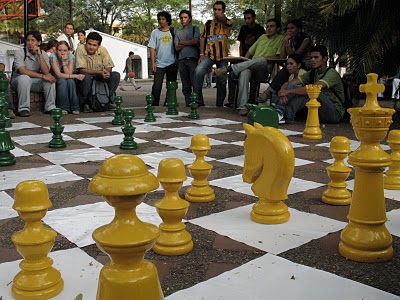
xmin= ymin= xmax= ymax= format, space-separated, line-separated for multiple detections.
xmin=151 ymin=63 xmax=178 ymax=106
xmin=56 ymin=78 xmax=80 ymax=112
xmin=193 ymin=56 xmax=228 ymax=106
xmin=178 ymin=58 xmax=198 ymax=106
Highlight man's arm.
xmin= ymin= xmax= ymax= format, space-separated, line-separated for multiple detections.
xmin=150 ymin=48 xmax=156 ymax=73
xmin=198 ymin=37 xmax=206 ymax=63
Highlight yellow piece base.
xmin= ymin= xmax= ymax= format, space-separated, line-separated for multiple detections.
xmin=153 ymin=229 xmax=193 ymax=255
xmin=153 ymin=240 xmax=194 ymax=256
xmin=302 ymin=132 xmax=322 ymax=140
xmin=185 ymin=186 xmax=215 ymax=203
xmin=322 ymin=190 xmax=351 ymax=205
xmin=339 ymin=242 xmax=393 ymax=263
xmin=383 ymin=177 xmax=400 ymax=190
xmin=250 ymin=201 xmax=290 ymax=224
xmin=12 ymin=277 xmax=64 ymax=300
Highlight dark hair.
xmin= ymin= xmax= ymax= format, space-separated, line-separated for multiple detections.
xmin=46 ymin=39 xmax=58 ymax=51
xmin=287 ymin=53 xmax=303 ymax=66
xmin=243 ymin=9 xmax=256 ymax=18
xmin=129 ymin=51 xmax=134 ymax=56
xmin=287 ymin=19 xmax=303 ymax=32
xmin=25 ymin=30 xmax=42 ymax=43
xmin=214 ymin=1 xmax=226 ymax=10
xmin=86 ymin=32 xmax=102 ymax=45
xmin=78 ymin=30 xmax=86 ymax=36
xmin=179 ymin=9 xmax=192 ymax=19
xmin=310 ymin=45 xmax=328 ymax=58
xmin=266 ymin=18 xmax=281 ymax=29
xmin=57 ymin=40 xmax=70 ymax=51
xmin=64 ymin=22 xmax=74 ymax=29
xmin=157 ymin=11 xmax=172 ymax=26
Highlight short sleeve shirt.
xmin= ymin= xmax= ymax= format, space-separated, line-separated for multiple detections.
xmin=237 ymin=24 xmax=265 ymax=56
xmin=49 ymin=53 xmax=75 ymax=75
xmin=148 ymin=28 xmax=176 ymax=68
xmin=175 ymin=25 xmax=201 ymax=60
xmin=13 ymin=48 xmax=50 ymax=78
xmin=202 ymin=18 xmax=232 ymax=61
xmin=75 ymin=44 xmax=114 ymax=71
xmin=248 ymin=34 xmax=284 ymax=58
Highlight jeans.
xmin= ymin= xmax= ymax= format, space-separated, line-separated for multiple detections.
xmin=77 ymin=72 xmax=120 ymax=108
xmin=279 ymin=83 xmax=342 ymax=124
xmin=178 ymin=58 xmax=198 ymax=106
xmin=56 ymin=78 xmax=80 ymax=112
xmin=193 ymin=56 xmax=228 ymax=106
xmin=11 ymin=75 xmax=56 ymax=112
xmin=268 ymin=66 xmax=290 ymax=94
xmin=151 ymin=63 xmax=178 ymax=106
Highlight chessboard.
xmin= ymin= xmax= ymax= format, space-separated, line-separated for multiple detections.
xmin=0 ymin=108 xmax=399 ymax=300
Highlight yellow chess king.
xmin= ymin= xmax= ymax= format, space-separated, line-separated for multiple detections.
xmin=154 ymin=158 xmax=194 ymax=255
xmin=384 ymin=129 xmax=400 ymax=189
xmin=243 ymin=123 xmax=295 ymax=224
xmin=339 ymin=73 xmax=395 ymax=262
xmin=12 ymin=180 xmax=64 ymax=300
xmin=303 ymin=84 xmax=323 ymax=140
xmin=89 ymin=154 xmax=164 ymax=300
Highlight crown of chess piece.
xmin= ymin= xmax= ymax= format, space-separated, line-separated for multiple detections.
xmin=166 ymin=81 xmax=179 ymax=115
xmin=243 ymin=122 xmax=295 ymax=224
xmin=322 ymin=136 xmax=352 ymax=205
xmin=89 ymin=154 xmax=164 ymax=300
xmin=339 ymin=73 xmax=395 ymax=263
xmin=111 ymin=95 xmax=124 ymax=125
xmin=187 ymin=92 xmax=199 ymax=120
xmin=384 ymin=130 xmax=400 ymax=190
xmin=144 ymin=94 xmax=156 ymax=122
xmin=49 ymin=108 xmax=66 ymax=148
xmin=0 ymin=93 xmax=16 ymax=166
xmin=153 ymin=158 xmax=193 ymax=255
xmin=12 ymin=180 xmax=64 ymax=299
xmin=303 ymin=84 xmax=322 ymax=140
xmin=120 ymin=109 xmax=137 ymax=150
xmin=185 ymin=134 xmax=215 ymax=202
xmin=0 ymin=74 xmax=12 ymax=128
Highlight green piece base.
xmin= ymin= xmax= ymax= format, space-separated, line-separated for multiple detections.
xmin=111 ymin=119 xmax=124 ymax=126
xmin=187 ymin=113 xmax=199 ymax=119
xmin=120 ymin=142 xmax=138 ymax=150
xmin=49 ymin=140 xmax=66 ymax=148
xmin=144 ymin=116 xmax=156 ymax=122
xmin=166 ymin=109 xmax=179 ymax=115
xmin=0 ymin=152 xmax=16 ymax=166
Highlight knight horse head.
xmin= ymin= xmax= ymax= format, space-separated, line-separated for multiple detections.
xmin=243 ymin=123 xmax=295 ymax=201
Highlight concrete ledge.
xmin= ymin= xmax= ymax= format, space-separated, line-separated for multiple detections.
xmin=12 ymin=91 xmax=45 ymax=111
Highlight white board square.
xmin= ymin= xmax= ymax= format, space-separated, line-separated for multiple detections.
xmin=168 ymin=126 xmax=231 ymax=135
xmin=0 ymin=191 xmax=18 ymax=219
xmin=78 ymin=135 xmax=147 ymax=147
xmin=12 ymin=133 xmax=74 ymax=146
xmin=39 ymin=148 xmax=114 ymax=165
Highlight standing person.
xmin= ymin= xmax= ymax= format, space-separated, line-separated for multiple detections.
xmin=277 ymin=45 xmax=345 ymax=124
xmin=121 ymin=51 xmax=141 ymax=91
xmin=57 ymin=23 xmax=75 ymax=53
xmin=193 ymin=1 xmax=232 ymax=107
xmin=148 ymin=11 xmax=178 ymax=106
xmin=75 ymin=32 xmax=120 ymax=112
xmin=10 ymin=30 xmax=56 ymax=117
xmin=226 ymin=8 xmax=265 ymax=107
xmin=175 ymin=10 xmax=200 ymax=107
xmin=50 ymin=41 xmax=85 ymax=114
xmin=77 ymin=30 xmax=86 ymax=48
xmin=0 ymin=51 xmax=15 ymax=118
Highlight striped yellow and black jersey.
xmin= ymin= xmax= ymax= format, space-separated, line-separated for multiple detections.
xmin=202 ymin=18 xmax=232 ymax=61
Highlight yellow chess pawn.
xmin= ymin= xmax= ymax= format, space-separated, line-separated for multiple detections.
xmin=384 ymin=130 xmax=400 ymax=189
xmin=154 ymin=158 xmax=193 ymax=255
xmin=12 ymin=180 xmax=64 ymax=300
xmin=322 ymin=136 xmax=352 ymax=205
xmin=303 ymin=84 xmax=323 ymax=140
xmin=185 ymin=134 xmax=215 ymax=202
xmin=89 ymin=154 xmax=164 ymax=300
xmin=339 ymin=73 xmax=395 ymax=263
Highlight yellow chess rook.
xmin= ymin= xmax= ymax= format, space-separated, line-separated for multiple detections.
xmin=384 ymin=130 xmax=400 ymax=189
xmin=89 ymin=154 xmax=164 ymax=300
xmin=243 ymin=122 xmax=295 ymax=224
xmin=303 ymin=84 xmax=323 ymax=140
xmin=12 ymin=180 xmax=64 ymax=300
xmin=154 ymin=158 xmax=194 ymax=255
xmin=339 ymin=73 xmax=395 ymax=262
xmin=322 ymin=136 xmax=352 ymax=205
xmin=185 ymin=134 xmax=215 ymax=202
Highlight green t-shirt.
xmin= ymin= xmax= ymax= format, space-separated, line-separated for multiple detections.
xmin=248 ymin=34 xmax=284 ymax=58
xmin=300 ymin=68 xmax=345 ymax=117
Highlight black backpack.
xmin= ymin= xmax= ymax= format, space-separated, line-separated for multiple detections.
xmin=90 ymin=79 xmax=110 ymax=112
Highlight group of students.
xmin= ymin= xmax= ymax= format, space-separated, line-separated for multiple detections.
xmin=150 ymin=1 xmax=346 ymax=124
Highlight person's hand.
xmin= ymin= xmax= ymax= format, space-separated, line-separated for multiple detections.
xmin=76 ymin=74 xmax=85 ymax=81
xmin=33 ymin=46 xmax=41 ymax=56
xmin=152 ymin=64 xmax=156 ymax=73
xmin=278 ymin=89 xmax=290 ymax=97
xmin=198 ymin=55 xmax=205 ymax=64
xmin=102 ymin=69 xmax=110 ymax=79
xmin=62 ymin=54 xmax=68 ymax=62
xmin=42 ymin=74 xmax=56 ymax=83
xmin=279 ymin=95 xmax=288 ymax=105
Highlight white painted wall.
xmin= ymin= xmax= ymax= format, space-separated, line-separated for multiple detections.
xmin=0 ymin=40 xmax=22 ymax=73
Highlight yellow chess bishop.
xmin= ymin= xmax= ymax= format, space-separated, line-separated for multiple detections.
xmin=12 ymin=180 xmax=64 ymax=300
xmin=384 ymin=129 xmax=400 ymax=189
xmin=243 ymin=123 xmax=295 ymax=224
xmin=303 ymin=84 xmax=323 ymax=140
xmin=154 ymin=158 xmax=194 ymax=255
xmin=89 ymin=154 xmax=164 ymax=300
xmin=339 ymin=73 xmax=395 ymax=262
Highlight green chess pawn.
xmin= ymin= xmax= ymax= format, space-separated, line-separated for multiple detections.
xmin=188 ymin=92 xmax=199 ymax=119
xmin=49 ymin=108 xmax=66 ymax=148
xmin=166 ymin=81 xmax=179 ymax=115
xmin=112 ymin=96 xmax=124 ymax=125
xmin=0 ymin=75 xmax=11 ymax=128
xmin=144 ymin=94 xmax=156 ymax=122
xmin=120 ymin=109 xmax=138 ymax=150
xmin=0 ymin=96 xmax=16 ymax=166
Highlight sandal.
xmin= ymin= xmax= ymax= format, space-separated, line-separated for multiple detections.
xmin=256 ymin=90 xmax=271 ymax=103
xmin=72 ymin=111 xmax=80 ymax=115
xmin=62 ymin=110 xmax=68 ymax=115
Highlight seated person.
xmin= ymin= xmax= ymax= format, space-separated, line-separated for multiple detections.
xmin=215 ymin=18 xmax=284 ymax=116
xmin=46 ymin=39 xmax=58 ymax=57
xmin=257 ymin=19 xmax=312 ymax=103
xmin=75 ymin=32 xmax=119 ymax=112
xmin=10 ymin=30 xmax=56 ymax=117
xmin=275 ymin=45 xmax=345 ymax=124
xmin=50 ymin=41 xmax=85 ymax=114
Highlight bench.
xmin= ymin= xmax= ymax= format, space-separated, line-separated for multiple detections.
xmin=12 ymin=91 xmax=45 ymax=111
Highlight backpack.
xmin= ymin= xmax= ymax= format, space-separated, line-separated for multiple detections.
xmin=90 ymin=79 xmax=110 ymax=112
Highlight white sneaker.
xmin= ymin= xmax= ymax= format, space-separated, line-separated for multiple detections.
xmin=278 ymin=112 xmax=285 ymax=124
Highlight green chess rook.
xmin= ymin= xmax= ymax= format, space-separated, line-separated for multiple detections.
xmin=112 ymin=96 xmax=124 ymax=125
xmin=49 ymin=108 xmax=66 ymax=148
xmin=0 ymin=74 xmax=12 ymax=128
xmin=188 ymin=92 xmax=199 ymax=119
xmin=166 ymin=81 xmax=179 ymax=115
xmin=120 ymin=109 xmax=138 ymax=150
xmin=144 ymin=94 xmax=156 ymax=122
xmin=0 ymin=95 xmax=16 ymax=166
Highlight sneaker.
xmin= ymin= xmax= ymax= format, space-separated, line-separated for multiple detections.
xmin=83 ymin=104 xmax=93 ymax=113
xmin=256 ymin=90 xmax=271 ymax=103
xmin=224 ymin=103 xmax=233 ymax=108
xmin=108 ymin=103 xmax=116 ymax=110
xmin=135 ymin=86 xmax=142 ymax=90
xmin=72 ymin=111 xmax=80 ymax=115
xmin=278 ymin=112 xmax=285 ymax=124
xmin=120 ymin=86 xmax=126 ymax=91
xmin=18 ymin=110 xmax=30 ymax=117
xmin=238 ymin=109 xmax=248 ymax=116
xmin=62 ymin=110 xmax=68 ymax=115
xmin=215 ymin=67 xmax=228 ymax=77
xmin=8 ymin=109 xmax=16 ymax=119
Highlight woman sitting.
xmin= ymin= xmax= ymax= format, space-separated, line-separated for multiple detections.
xmin=50 ymin=41 xmax=84 ymax=114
